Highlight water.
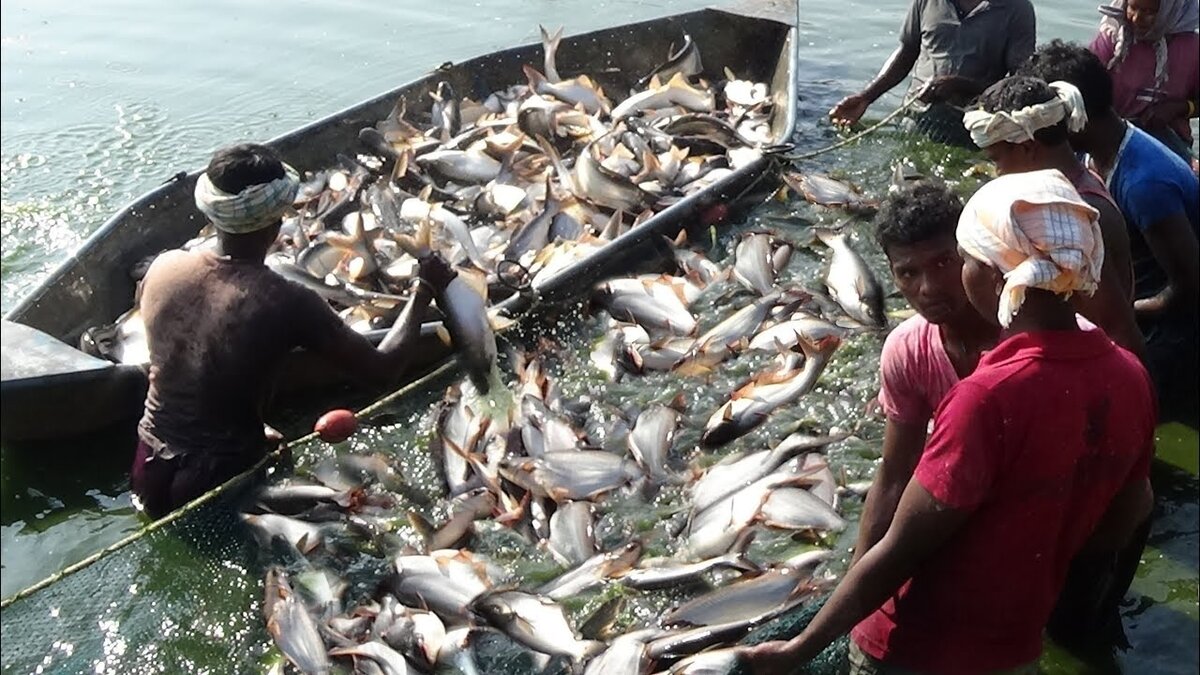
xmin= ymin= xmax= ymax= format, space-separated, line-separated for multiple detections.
xmin=2 ymin=1 xmax=1196 ymax=673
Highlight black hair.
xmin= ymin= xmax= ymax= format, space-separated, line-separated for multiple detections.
xmin=205 ymin=143 xmax=285 ymax=194
xmin=1017 ymin=39 xmax=1113 ymax=119
xmin=874 ymin=180 xmax=964 ymax=256
xmin=976 ymin=76 xmax=1069 ymax=145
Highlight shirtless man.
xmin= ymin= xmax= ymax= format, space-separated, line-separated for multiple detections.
xmin=132 ymin=143 xmax=452 ymax=519
xmin=740 ymin=170 xmax=1155 ymax=675
xmin=1020 ymin=40 xmax=1199 ymax=418
xmin=966 ymin=74 xmax=1146 ymax=359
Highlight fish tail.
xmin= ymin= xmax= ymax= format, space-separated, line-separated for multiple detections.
xmin=395 ymin=220 xmax=434 ymax=258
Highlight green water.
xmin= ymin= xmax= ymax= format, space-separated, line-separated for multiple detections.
xmin=2 ymin=1 xmax=1197 ymax=673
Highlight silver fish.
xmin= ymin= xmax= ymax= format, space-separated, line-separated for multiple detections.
xmin=647 ymin=619 xmax=756 ymax=663
xmin=817 ymin=229 xmax=886 ymax=328
xmin=523 ymin=65 xmax=609 ymax=115
xmin=700 ymin=333 xmax=840 ymax=448
xmin=538 ymin=540 xmax=643 ymax=600
xmin=584 ymin=628 xmax=657 ymax=675
xmin=612 ymin=72 xmax=715 ymax=120
xmin=638 ymin=33 xmax=703 ymax=89
xmin=662 ymin=568 xmax=818 ymax=628
xmin=576 ymin=138 xmax=651 ymax=211
xmin=783 ymin=171 xmax=878 ymax=213
xmin=470 ymin=590 xmax=604 ymax=662
xmin=546 ymin=500 xmax=597 ymax=566
xmin=628 ymin=401 xmax=684 ymax=483
xmin=415 ymin=149 xmax=501 ymax=184
xmin=747 ymin=313 xmax=844 ymax=353
xmin=622 ymin=552 xmax=758 ymax=591
xmin=733 ymin=232 xmax=777 ymax=295
xmin=757 ymin=486 xmax=846 ymax=533
xmin=264 ymin=567 xmax=331 ymax=674
xmin=667 ymin=648 xmax=741 ymax=675
xmin=430 ymin=81 xmax=461 ymax=140
xmin=502 ymin=450 xmax=644 ymax=502
xmin=328 ymin=641 xmax=412 ymax=675
xmin=242 ymin=513 xmax=325 ymax=554
xmin=673 ymin=291 xmax=787 ymax=375
xmin=600 ymin=284 xmax=698 ymax=337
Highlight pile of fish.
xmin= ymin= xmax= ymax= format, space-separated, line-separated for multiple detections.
xmin=82 ymin=25 xmax=780 ymax=369
xmin=244 ymin=186 xmax=892 ymax=673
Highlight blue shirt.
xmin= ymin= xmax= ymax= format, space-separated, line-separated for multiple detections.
xmin=1105 ymin=124 xmax=1200 ymax=300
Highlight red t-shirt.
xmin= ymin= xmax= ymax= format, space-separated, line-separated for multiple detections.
xmin=853 ymin=329 xmax=1156 ymax=674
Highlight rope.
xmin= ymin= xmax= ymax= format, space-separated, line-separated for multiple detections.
xmin=0 ymin=359 xmax=459 ymax=610
xmin=780 ymin=96 xmax=921 ymax=162
xmin=0 ymin=102 xmax=844 ymax=610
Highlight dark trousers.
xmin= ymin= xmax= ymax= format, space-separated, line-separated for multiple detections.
xmin=130 ymin=439 xmax=262 ymax=519
xmin=1047 ymin=518 xmax=1153 ymax=652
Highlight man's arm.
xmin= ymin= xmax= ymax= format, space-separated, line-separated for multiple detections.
xmin=1134 ymin=212 xmax=1200 ymax=319
xmin=739 ymin=481 xmax=970 ymax=671
xmin=298 ymin=255 xmax=452 ymax=382
xmin=830 ymin=43 xmax=921 ymax=126
xmin=850 ymin=419 xmax=926 ymax=566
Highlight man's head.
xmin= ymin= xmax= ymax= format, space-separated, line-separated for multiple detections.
xmin=874 ymin=181 xmax=968 ymax=325
xmin=957 ymin=169 xmax=1103 ymax=328
xmin=195 ymin=143 xmax=297 ymax=251
xmin=971 ymin=76 xmax=1074 ymax=175
xmin=1018 ymin=40 xmax=1115 ymax=152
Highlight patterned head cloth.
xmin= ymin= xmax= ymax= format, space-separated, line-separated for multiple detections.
xmin=194 ymin=163 xmax=299 ymax=234
xmin=963 ymin=81 xmax=1090 ymax=148
xmin=1099 ymin=0 xmax=1200 ymax=91
xmin=957 ymin=169 xmax=1104 ymax=327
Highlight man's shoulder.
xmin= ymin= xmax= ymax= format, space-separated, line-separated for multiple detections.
xmin=883 ymin=314 xmax=935 ymax=355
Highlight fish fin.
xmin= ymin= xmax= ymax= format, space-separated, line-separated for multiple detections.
xmin=435 ymin=324 xmax=452 ymax=346
xmin=457 ymin=266 xmax=489 ymax=298
xmin=667 ymin=392 xmax=687 ymax=413
xmin=723 ymin=66 xmax=737 ymax=81
xmin=665 ymin=71 xmax=689 ymax=89
xmin=522 ymin=64 xmax=548 ymax=89
xmin=672 ymin=229 xmax=688 ymax=246
xmin=488 ymin=312 xmax=516 ymax=332
xmin=648 ymin=73 xmax=662 ymax=89
xmin=407 ymin=510 xmax=436 ymax=544
xmin=730 ymin=526 xmax=758 ymax=555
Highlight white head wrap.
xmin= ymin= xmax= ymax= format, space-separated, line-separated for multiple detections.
xmin=1099 ymin=0 xmax=1200 ymax=91
xmin=963 ymin=81 xmax=1090 ymax=148
xmin=957 ymin=169 xmax=1104 ymax=328
xmin=194 ymin=163 xmax=299 ymax=234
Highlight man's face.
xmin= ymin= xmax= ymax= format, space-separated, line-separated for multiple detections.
xmin=959 ymin=247 xmax=1002 ymax=327
xmin=886 ymin=236 xmax=969 ymax=325
xmin=1126 ymin=0 xmax=1160 ymax=38
xmin=983 ymin=141 xmax=1036 ymax=176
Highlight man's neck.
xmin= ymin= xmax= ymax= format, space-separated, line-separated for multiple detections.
xmin=941 ymin=307 xmax=1000 ymax=352
xmin=1007 ymin=292 xmax=1079 ymax=333
xmin=1036 ymin=142 xmax=1087 ymax=178
xmin=1087 ymin=112 xmax=1128 ymax=175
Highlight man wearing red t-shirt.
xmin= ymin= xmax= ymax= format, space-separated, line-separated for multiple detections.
xmin=740 ymin=170 xmax=1155 ymax=674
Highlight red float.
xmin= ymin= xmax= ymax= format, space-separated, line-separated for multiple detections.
xmin=314 ymin=409 xmax=358 ymax=443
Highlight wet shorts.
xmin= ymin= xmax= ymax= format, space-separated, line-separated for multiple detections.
xmin=130 ymin=439 xmax=262 ymax=519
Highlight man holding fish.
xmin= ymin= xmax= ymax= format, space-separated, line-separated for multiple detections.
xmin=829 ymin=0 xmax=1037 ymax=147
xmin=740 ymin=172 xmax=1156 ymax=673
xmin=131 ymin=143 xmax=453 ymax=519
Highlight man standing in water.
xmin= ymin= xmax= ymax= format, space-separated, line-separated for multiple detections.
xmin=132 ymin=143 xmax=453 ymax=519
xmin=828 ymin=0 xmax=1036 ymax=146
xmin=1020 ymin=40 xmax=1198 ymax=418
xmin=740 ymin=170 xmax=1156 ymax=674
xmin=965 ymin=75 xmax=1146 ymax=359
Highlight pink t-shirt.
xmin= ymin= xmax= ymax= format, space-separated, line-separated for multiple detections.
xmin=1089 ymin=30 xmax=1200 ymax=144
xmin=878 ymin=313 xmax=1099 ymax=428
xmin=878 ymin=315 xmax=962 ymax=427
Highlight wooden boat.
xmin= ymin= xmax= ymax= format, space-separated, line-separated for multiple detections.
xmin=0 ymin=1 xmax=799 ymax=442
